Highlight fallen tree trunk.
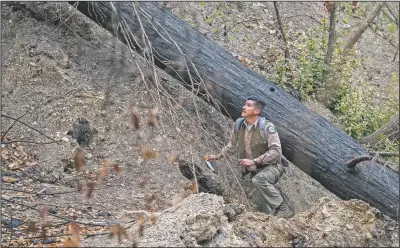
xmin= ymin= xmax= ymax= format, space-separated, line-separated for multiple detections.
xmin=71 ymin=2 xmax=399 ymax=219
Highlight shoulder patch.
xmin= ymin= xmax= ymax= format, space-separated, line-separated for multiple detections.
xmin=266 ymin=125 xmax=277 ymax=134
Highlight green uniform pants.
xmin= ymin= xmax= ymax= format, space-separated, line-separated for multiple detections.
xmin=251 ymin=164 xmax=285 ymax=213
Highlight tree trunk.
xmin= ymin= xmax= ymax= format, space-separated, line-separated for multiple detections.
xmin=317 ymin=2 xmax=384 ymax=110
xmin=324 ymin=2 xmax=337 ymax=69
xmin=359 ymin=115 xmax=399 ymax=147
xmin=273 ymin=2 xmax=293 ymax=89
xmin=342 ymin=3 xmax=384 ymax=57
xmin=71 ymin=1 xmax=399 ymax=219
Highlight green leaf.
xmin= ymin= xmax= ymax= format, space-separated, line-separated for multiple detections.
xmin=199 ymin=2 xmax=205 ymax=6
xmin=343 ymin=17 xmax=348 ymax=24
xmin=388 ymin=22 xmax=397 ymax=33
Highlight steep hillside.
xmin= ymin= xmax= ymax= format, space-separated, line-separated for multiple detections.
xmin=1 ymin=2 xmax=398 ymax=247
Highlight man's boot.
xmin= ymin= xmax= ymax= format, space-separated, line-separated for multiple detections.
xmin=274 ymin=201 xmax=293 ymax=218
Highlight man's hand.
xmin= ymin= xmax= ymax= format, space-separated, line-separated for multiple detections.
xmin=204 ymin=155 xmax=219 ymax=161
xmin=239 ymin=159 xmax=255 ymax=167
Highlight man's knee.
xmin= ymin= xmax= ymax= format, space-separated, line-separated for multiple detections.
xmin=252 ymin=175 xmax=261 ymax=186
xmin=253 ymin=170 xmax=278 ymax=185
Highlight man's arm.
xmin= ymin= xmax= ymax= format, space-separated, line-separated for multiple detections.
xmin=253 ymin=123 xmax=282 ymax=165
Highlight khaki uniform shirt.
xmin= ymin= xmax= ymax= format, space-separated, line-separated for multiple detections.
xmin=218 ymin=117 xmax=282 ymax=165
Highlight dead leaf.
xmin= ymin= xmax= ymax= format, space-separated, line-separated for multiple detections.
xmin=16 ymin=237 xmax=25 ymax=246
xmin=86 ymin=182 xmax=96 ymax=198
xmin=130 ymin=106 xmax=140 ymax=130
xmin=110 ymin=224 xmax=127 ymax=243
xmin=137 ymin=216 xmax=145 ymax=237
xmin=73 ymin=148 xmax=85 ymax=172
xmin=27 ymin=220 xmax=38 ymax=233
xmin=325 ymin=1 xmax=335 ymax=12
xmin=192 ymin=182 xmax=199 ymax=194
xmin=167 ymin=153 xmax=179 ymax=163
xmin=97 ymin=159 xmax=110 ymax=184
xmin=7 ymin=162 xmax=19 ymax=170
xmin=2 ymin=176 xmax=18 ymax=183
xmin=62 ymin=238 xmax=79 ymax=248
xmin=113 ymin=164 xmax=121 ymax=174
xmin=147 ymin=106 xmax=159 ymax=127
xmin=151 ymin=214 xmax=157 ymax=225
xmin=141 ymin=147 xmax=156 ymax=160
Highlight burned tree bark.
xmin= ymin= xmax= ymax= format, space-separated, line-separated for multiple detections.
xmin=71 ymin=2 xmax=399 ymax=219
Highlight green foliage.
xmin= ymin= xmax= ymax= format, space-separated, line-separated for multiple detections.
xmin=270 ymin=18 xmax=331 ymax=100
xmin=388 ymin=22 xmax=397 ymax=33
xmin=269 ymin=14 xmax=399 ymax=140
xmin=334 ymin=72 xmax=399 ymax=139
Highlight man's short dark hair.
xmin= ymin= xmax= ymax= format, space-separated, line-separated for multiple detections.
xmin=247 ymin=98 xmax=265 ymax=112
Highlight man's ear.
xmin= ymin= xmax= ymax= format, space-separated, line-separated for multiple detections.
xmin=255 ymin=109 xmax=261 ymax=115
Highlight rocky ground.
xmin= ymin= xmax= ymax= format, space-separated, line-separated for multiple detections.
xmin=1 ymin=2 xmax=398 ymax=247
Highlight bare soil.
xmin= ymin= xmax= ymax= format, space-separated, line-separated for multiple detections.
xmin=1 ymin=2 xmax=398 ymax=247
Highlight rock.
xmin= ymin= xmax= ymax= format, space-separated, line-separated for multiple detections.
xmin=61 ymin=137 xmax=69 ymax=142
xmin=85 ymin=153 xmax=93 ymax=160
xmin=1 ymin=217 xmax=23 ymax=228
xmin=48 ymin=206 xmax=58 ymax=214
xmin=97 ymin=211 xmax=112 ymax=217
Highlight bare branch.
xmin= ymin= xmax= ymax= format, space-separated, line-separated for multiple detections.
xmin=1 ymin=114 xmax=59 ymax=142
xmin=1 ymin=197 xmax=118 ymax=227
xmin=345 ymin=154 xmax=398 ymax=172
xmin=1 ymin=113 xmax=27 ymax=140
xmin=369 ymin=151 xmax=399 ymax=157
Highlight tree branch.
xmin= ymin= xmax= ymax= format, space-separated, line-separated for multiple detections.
xmin=1 ymin=113 xmax=27 ymax=140
xmin=1 ymin=140 xmax=62 ymax=145
xmin=1 ymin=114 xmax=60 ymax=143
xmin=342 ymin=3 xmax=384 ymax=57
xmin=1 ymin=197 xmax=118 ymax=227
xmin=369 ymin=151 xmax=399 ymax=157
xmin=345 ymin=155 xmax=398 ymax=172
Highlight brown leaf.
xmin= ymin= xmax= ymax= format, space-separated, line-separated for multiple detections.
xmin=62 ymin=238 xmax=79 ymax=248
xmin=137 ymin=216 xmax=145 ymax=237
xmin=147 ymin=106 xmax=159 ymax=127
xmin=113 ymin=164 xmax=122 ymax=174
xmin=2 ymin=176 xmax=18 ymax=183
xmin=151 ymin=214 xmax=157 ymax=225
xmin=130 ymin=106 xmax=140 ymax=130
xmin=110 ymin=224 xmax=127 ymax=243
xmin=141 ymin=147 xmax=156 ymax=160
xmin=325 ymin=1 xmax=335 ymax=12
xmin=192 ymin=182 xmax=199 ymax=194
xmin=73 ymin=148 xmax=85 ymax=172
xmin=86 ymin=182 xmax=96 ymax=198
xmin=69 ymin=222 xmax=80 ymax=237
xmin=167 ymin=153 xmax=179 ymax=163
xmin=27 ymin=220 xmax=38 ymax=233
xmin=97 ymin=159 xmax=110 ymax=184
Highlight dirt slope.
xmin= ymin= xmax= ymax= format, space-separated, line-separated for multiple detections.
xmin=1 ymin=2 xmax=398 ymax=247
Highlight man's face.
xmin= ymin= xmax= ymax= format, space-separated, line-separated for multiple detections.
xmin=241 ymin=100 xmax=261 ymax=117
